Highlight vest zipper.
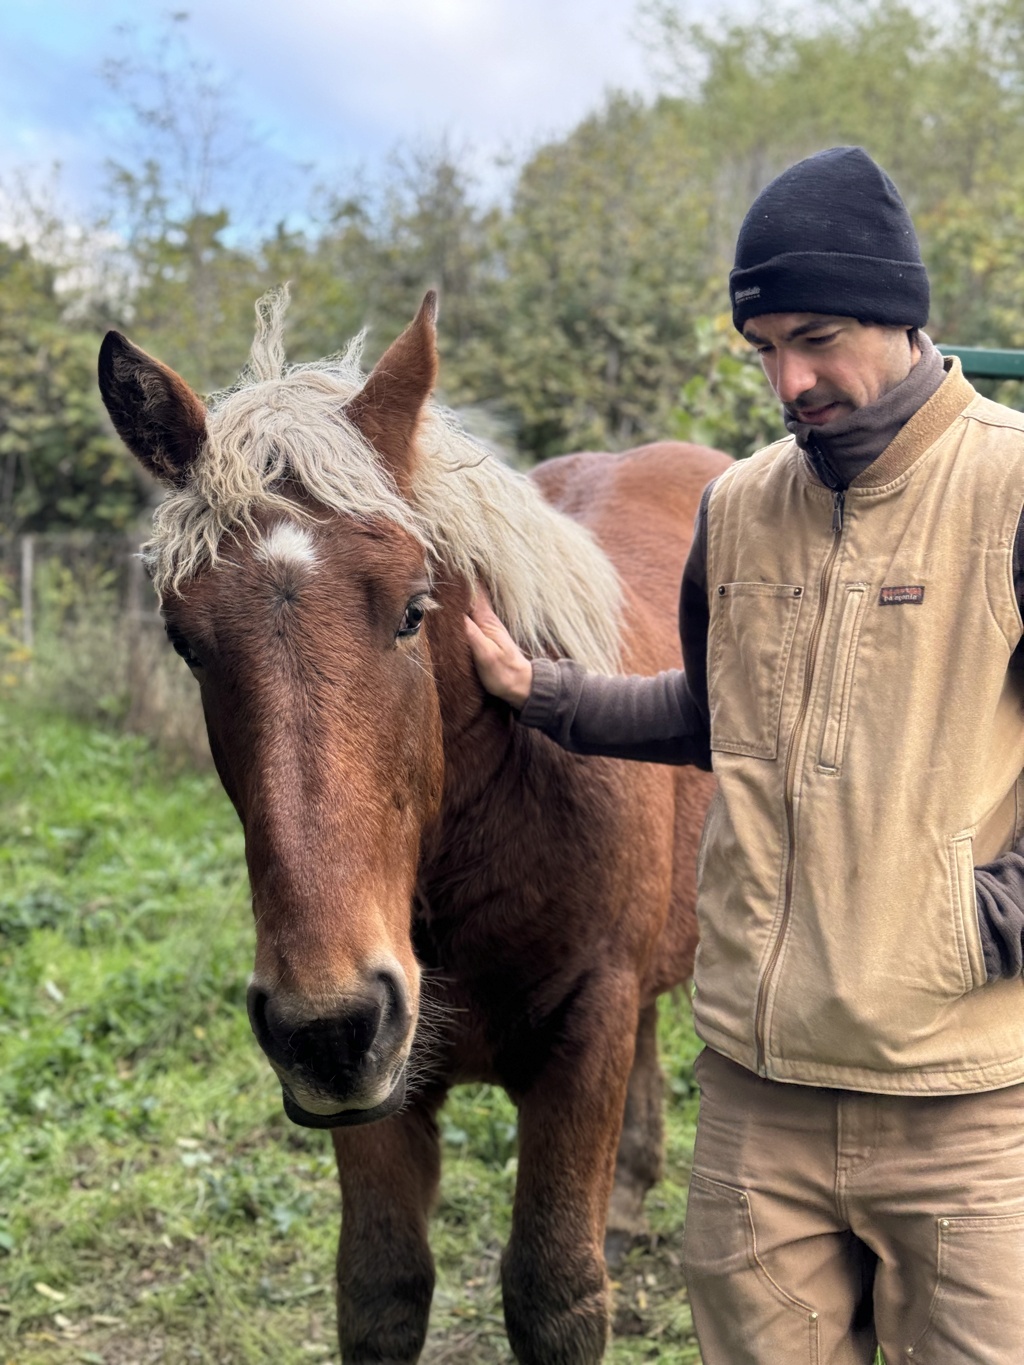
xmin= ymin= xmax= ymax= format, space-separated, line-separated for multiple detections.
xmin=754 ymin=485 xmax=845 ymax=1075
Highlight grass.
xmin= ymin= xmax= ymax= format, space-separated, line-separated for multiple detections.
xmin=0 ymin=701 xmax=704 ymax=1364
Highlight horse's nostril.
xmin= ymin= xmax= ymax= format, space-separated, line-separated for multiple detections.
xmin=376 ymin=968 xmax=403 ymax=1018
xmin=375 ymin=968 xmax=413 ymax=1046
xmin=247 ymin=984 xmax=272 ymax=1049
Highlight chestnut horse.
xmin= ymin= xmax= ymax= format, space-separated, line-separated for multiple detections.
xmin=98 ymin=290 xmax=728 ymax=1364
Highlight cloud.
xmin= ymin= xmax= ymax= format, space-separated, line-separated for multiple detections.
xmin=0 ymin=0 xmax=659 ymax=211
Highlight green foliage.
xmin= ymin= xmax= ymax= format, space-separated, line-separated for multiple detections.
xmin=0 ymin=572 xmax=31 ymax=689
xmin=0 ymin=243 xmax=144 ymax=534
xmin=671 ymin=317 xmax=782 ymax=458
xmin=463 ymin=95 xmax=718 ymax=459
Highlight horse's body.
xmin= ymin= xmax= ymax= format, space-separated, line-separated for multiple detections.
xmin=98 ymin=293 xmax=729 ymax=1364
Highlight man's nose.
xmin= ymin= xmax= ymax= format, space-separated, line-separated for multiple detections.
xmin=770 ymin=350 xmax=819 ymax=406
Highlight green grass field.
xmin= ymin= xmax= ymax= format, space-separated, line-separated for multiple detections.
xmin=0 ymin=702 xmax=704 ymax=1364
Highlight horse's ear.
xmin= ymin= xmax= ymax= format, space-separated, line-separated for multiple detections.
xmin=98 ymin=331 xmax=208 ymax=486
xmin=344 ymin=291 xmax=438 ymax=491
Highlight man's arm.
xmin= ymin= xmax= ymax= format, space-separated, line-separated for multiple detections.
xmin=517 ymin=658 xmax=709 ymax=767
xmin=464 ymin=485 xmax=714 ymax=770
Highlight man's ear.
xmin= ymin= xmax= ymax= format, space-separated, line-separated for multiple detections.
xmin=98 ymin=331 xmax=208 ymax=485
xmin=343 ymin=291 xmax=438 ymax=493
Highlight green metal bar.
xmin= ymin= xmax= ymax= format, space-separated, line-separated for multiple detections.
xmin=937 ymin=346 xmax=1024 ymax=379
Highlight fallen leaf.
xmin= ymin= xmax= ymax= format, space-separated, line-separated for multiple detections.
xmin=34 ymin=1282 xmax=66 ymax=1302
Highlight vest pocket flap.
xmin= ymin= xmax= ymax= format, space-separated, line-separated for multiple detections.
xmin=709 ymin=582 xmax=804 ymax=760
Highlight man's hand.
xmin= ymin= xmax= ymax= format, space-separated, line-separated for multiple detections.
xmin=464 ymin=589 xmax=534 ymax=708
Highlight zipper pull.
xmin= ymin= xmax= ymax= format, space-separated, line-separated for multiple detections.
xmin=832 ymin=489 xmax=845 ymax=534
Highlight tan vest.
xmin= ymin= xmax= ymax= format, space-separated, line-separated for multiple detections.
xmin=695 ymin=360 xmax=1024 ymax=1093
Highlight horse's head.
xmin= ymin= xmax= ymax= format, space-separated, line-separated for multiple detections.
xmin=99 ymin=294 xmax=447 ymax=1127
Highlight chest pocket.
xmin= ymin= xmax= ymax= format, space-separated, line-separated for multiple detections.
xmin=708 ymin=582 xmax=804 ymax=760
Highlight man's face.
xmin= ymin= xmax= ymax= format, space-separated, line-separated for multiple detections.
xmin=742 ymin=313 xmax=920 ymax=425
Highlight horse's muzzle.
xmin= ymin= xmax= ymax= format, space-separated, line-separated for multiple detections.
xmin=246 ymin=973 xmax=412 ymax=1124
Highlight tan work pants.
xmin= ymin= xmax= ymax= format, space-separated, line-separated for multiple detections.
xmin=681 ymin=1048 xmax=1024 ymax=1364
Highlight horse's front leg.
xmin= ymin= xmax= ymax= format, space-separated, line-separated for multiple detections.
xmin=502 ymin=974 xmax=639 ymax=1365
xmin=331 ymin=1092 xmax=445 ymax=1364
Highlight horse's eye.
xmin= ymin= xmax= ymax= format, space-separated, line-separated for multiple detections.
xmin=397 ymin=597 xmax=431 ymax=640
xmin=166 ymin=627 xmax=201 ymax=670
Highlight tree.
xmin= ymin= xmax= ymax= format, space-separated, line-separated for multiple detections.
xmin=642 ymin=0 xmax=1024 ymax=346
xmin=0 ymin=243 xmax=143 ymax=533
xmin=98 ymin=12 xmax=286 ymax=392
xmin=454 ymin=95 xmax=719 ymax=459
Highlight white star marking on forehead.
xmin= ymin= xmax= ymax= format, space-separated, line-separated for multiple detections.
xmin=255 ymin=522 xmax=318 ymax=569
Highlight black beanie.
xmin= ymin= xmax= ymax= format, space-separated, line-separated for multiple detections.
xmin=729 ymin=146 xmax=929 ymax=333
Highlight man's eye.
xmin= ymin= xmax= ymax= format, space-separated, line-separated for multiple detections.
xmin=807 ymin=332 xmax=839 ymax=346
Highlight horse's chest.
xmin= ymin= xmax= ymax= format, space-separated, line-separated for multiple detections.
xmin=412 ymin=900 xmax=586 ymax=1081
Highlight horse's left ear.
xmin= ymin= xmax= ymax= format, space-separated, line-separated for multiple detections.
xmin=344 ymin=291 xmax=438 ymax=492
xmin=98 ymin=331 xmax=208 ymax=486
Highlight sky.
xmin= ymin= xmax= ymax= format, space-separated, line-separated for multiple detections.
xmin=0 ymin=0 xmax=666 ymax=225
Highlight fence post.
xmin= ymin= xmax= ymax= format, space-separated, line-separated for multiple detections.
xmin=20 ymin=534 xmax=34 ymax=652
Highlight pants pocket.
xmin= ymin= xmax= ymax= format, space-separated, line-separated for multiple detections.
xmin=682 ymin=1172 xmax=820 ymax=1364
xmin=903 ymin=1211 xmax=1024 ymax=1362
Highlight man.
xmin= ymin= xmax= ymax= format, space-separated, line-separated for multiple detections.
xmin=465 ymin=146 xmax=1024 ymax=1362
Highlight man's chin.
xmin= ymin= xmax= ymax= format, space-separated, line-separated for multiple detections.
xmin=281 ymin=1073 xmax=408 ymax=1129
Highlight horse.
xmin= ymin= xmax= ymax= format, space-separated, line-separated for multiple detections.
xmin=97 ymin=289 xmax=728 ymax=1364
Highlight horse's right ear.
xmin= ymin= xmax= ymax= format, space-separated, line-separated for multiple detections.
xmin=98 ymin=331 xmax=208 ymax=486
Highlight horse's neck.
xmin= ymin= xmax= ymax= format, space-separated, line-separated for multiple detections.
xmin=430 ymin=576 xmax=516 ymax=774
xmin=421 ymin=577 xmax=536 ymax=866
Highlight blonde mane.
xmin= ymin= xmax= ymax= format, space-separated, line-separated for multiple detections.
xmin=146 ymin=291 xmax=623 ymax=672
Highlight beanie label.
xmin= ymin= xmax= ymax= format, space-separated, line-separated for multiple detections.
xmin=734 ymin=285 xmax=761 ymax=303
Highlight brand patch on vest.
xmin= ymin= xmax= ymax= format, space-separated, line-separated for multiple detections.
xmin=879 ymin=585 xmax=925 ymax=605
